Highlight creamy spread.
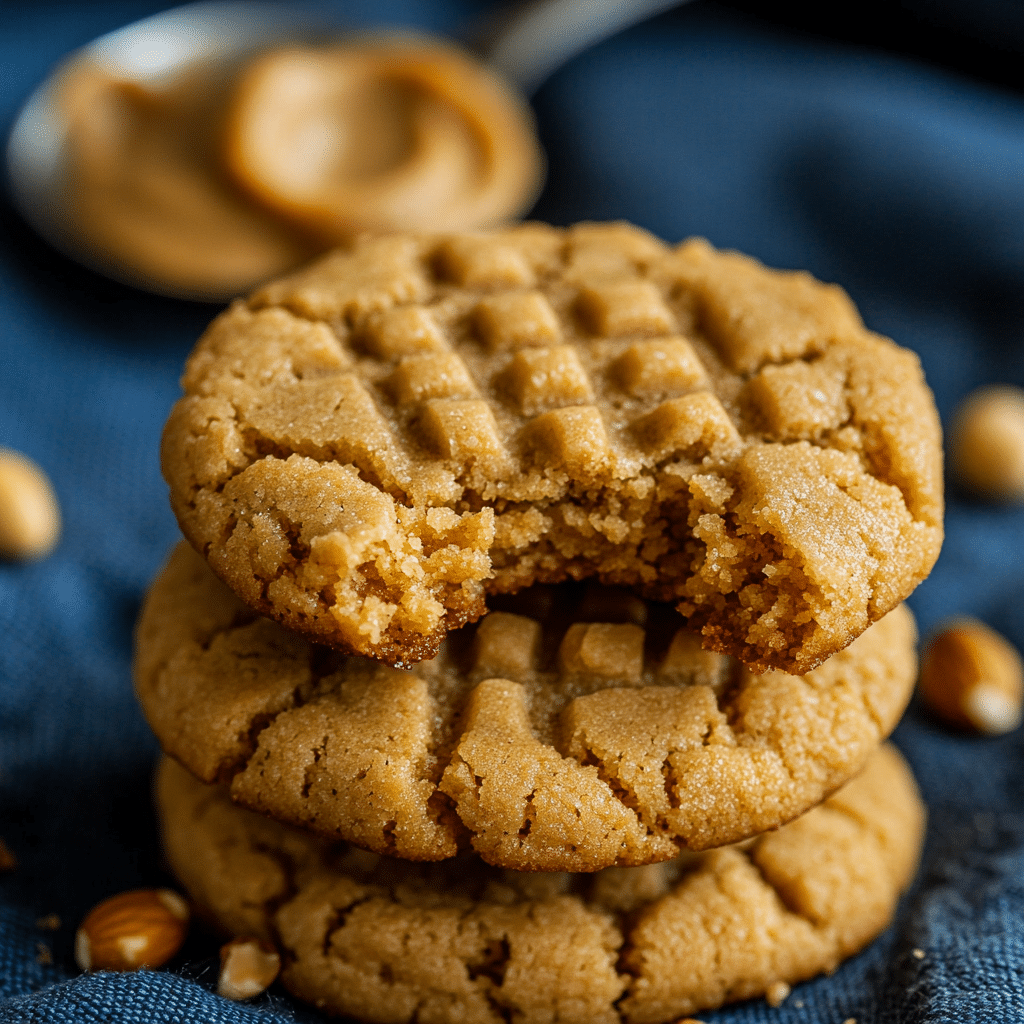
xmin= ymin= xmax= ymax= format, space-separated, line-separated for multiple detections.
xmin=223 ymin=38 xmax=544 ymax=241
xmin=58 ymin=36 xmax=545 ymax=300
xmin=61 ymin=62 xmax=319 ymax=300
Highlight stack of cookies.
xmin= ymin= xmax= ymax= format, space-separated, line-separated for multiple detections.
xmin=138 ymin=221 xmax=942 ymax=1021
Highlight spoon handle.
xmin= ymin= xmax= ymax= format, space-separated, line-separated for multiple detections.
xmin=486 ymin=0 xmax=693 ymax=94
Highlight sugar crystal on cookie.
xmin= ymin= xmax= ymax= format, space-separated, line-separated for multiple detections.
xmin=162 ymin=222 xmax=943 ymax=671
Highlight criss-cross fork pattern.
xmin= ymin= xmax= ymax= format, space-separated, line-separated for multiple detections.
xmin=163 ymin=222 xmax=942 ymax=671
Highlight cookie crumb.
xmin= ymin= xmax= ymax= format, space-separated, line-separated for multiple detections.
xmin=794 ymin=1001 xmax=804 ymax=1009
xmin=36 ymin=943 xmax=53 ymax=965
xmin=843 ymin=1018 xmax=857 ymax=1024
xmin=767 ymin=981 xmax=791 ymax=1007
xmin=0 ymin=838 xmax=16 ymax=872
xmin=35 ymin=913 xmax=61 ymax=930
xmin=912 ymin=948 xmax=926 ymax=960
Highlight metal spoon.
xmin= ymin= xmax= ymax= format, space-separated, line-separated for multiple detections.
xmin=6 ymin=0 xmax=687 ymax=301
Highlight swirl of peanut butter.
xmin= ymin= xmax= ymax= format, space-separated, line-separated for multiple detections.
xmin=59 ymin=36 xmax=545 ymax=301
xmin=61 ymin=61 xmax=321 ymax=301
xmin=223 ymin=37 xmax=546 ymax=241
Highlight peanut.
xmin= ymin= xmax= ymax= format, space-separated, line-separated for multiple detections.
xmin=0 ymin=447 xmax=61 ymax=559
xmin=217 ymin=937 xmax=281 ymax=1000
xmin=75 ymin=889 xmax=190 ymax=972
xmin=949 ymin=385 xmax=1024 ymax=501
xmin=0 ymin=837 xmax=16 ymax=872
xmin=919 ymin=619 xmax=1023 ymax=734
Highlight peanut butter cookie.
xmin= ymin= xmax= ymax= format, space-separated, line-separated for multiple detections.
xmin=161 ymin=222 xmax=943 ymax=672
xmin=137 ymin=543 xmax=918 ymax=872
xmin=158 ymin=744 xmax=925 ymax=1023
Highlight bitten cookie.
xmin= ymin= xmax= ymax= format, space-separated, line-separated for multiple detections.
xmin=158 ymin=744 xmax=925 ymax=1024
xmin=161 ymin=222 xmax=942 ymax=673
xmin=136 ymin=543 xmax=918 ymax=872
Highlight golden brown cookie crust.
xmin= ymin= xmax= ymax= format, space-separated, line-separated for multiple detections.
xmin=161 ymin=222 xmax=943 ymax=673
xmin=158 ymin=744 xmax=925 ymax=1024
xmin=137 ymin=543 xmax=919 ymax=871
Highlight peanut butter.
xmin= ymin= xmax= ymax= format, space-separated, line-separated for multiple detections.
xmin=57 ymin=36 xmax=545 ymax=301
xmin=223 ymin=37 xmax=545 ymax=241
xmin=61 ymin=62 xmax=319 ymax=300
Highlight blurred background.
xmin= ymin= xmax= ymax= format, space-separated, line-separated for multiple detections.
xmin=2 ymin=1 xmax=1024 ymax=1020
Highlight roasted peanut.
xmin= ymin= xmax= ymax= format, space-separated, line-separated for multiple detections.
xmin=919 ymin=619 xmax=1023 ymax=734
xmin=0 ymin=447 xmax=61 ymax=559
xmin=217 ymin=937 xmax=281 ymax=1000
xmin=949 ymin=385 xmax=1024 ymax=501
xmin=75 ymin=889 xmax=190 ymax=972
xmin=0 ymin=837 xmax=16 ymax=872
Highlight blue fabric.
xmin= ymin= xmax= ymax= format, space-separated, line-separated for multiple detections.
xmin=2 ymin=1 xmax=1023 ymax=1021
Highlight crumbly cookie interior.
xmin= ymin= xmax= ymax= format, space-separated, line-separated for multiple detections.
xmin=162 ymin=222 xmax=943 ymax=671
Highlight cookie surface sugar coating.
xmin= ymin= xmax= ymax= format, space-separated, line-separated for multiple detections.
xmin=161 ymin=222 xmax=943 ymax=672
xmin=158 ymin=744 xmax=925 ymax=1024
xmin=136 ymin=543 xmax=918 ymax=871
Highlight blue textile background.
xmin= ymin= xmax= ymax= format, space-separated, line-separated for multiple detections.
xmin=2 ymin=1 xmax=1023 ymax=1021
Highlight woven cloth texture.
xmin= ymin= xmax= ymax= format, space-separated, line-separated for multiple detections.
xmin=2 ymin=1 xmax=1023 ymax=1021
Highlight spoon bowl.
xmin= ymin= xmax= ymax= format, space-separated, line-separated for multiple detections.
xmin=7 ymin=0 xmax=686 ymax=301
xmin=6 ymin=1 xmax=319 ymax=299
